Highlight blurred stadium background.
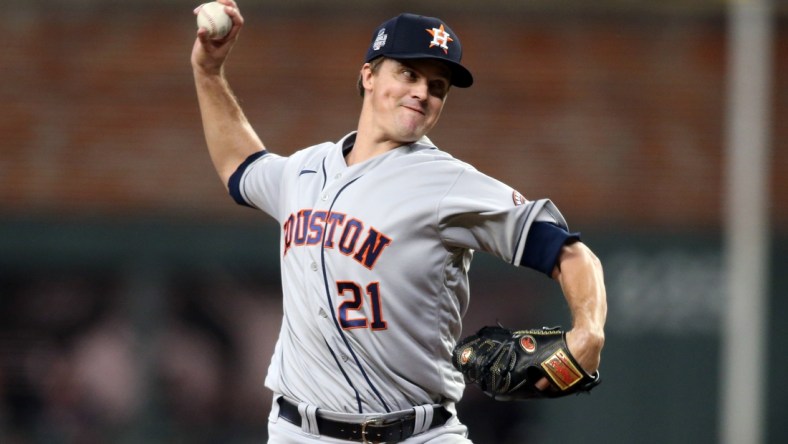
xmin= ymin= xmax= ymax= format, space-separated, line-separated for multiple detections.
xmin=1 ymin=0 xmax=787 ymax=442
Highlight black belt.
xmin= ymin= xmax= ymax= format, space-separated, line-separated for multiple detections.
xmin=277 ymin=397 xmax=452 ymax=443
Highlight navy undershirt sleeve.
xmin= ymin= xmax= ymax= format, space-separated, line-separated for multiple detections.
xmin=519 ymin=221 xmax=581 ymax=277
xmin=228 ymin=150 xmax=267 ymax=207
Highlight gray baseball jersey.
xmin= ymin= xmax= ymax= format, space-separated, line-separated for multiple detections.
xmin=229 ymin=132 xmax=570 ymax=414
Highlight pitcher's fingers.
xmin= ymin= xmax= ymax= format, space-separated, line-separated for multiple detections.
xmin=535 ymin=377 xmax=551 ymax=391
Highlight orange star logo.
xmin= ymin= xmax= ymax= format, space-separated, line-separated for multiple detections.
xmin=426 ymin=24 xmax=453 ymax=54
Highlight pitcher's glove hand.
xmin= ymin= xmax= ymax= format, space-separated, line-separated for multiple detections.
xmin=452 ymin=325 xmax=600 ymax=400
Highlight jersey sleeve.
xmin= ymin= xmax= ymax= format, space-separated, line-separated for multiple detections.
xmin=436 ymin=167 xmax=571 ymax=272
xmin=228 ymin=150 xmax=288 ymax=219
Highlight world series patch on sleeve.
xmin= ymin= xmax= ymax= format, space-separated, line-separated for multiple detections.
xmin=452 ymin=325 xmax=600 ymax=400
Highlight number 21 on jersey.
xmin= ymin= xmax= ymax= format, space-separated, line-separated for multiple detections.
xmin=336 ymin=281 xmax=387 ymax=331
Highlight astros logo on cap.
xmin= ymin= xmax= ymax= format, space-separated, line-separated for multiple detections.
xmin=426 ymin=24 xmax=453 ymax=54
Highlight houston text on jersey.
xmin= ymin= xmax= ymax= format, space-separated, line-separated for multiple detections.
xmin=282 ymin=209 xmax=392 ymax=270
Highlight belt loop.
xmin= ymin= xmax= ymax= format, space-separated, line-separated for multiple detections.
xmin=297 ymin=401 xmax=320 ymax=436
xmin=412 ymin=405 xmax=434 ymax=436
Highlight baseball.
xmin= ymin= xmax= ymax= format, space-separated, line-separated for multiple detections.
xmin=197 ymin=2 xmax=232 ymax=40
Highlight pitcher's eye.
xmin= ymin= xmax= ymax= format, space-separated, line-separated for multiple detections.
xmin=399 ymin=69 xmax=417 ymax=81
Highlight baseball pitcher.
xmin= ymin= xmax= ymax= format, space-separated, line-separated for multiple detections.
xmin=191 ymin=1 xmax=607 ymax=442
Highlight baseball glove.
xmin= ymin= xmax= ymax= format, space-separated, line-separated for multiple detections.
xmin=452 ymin=325 xmax=600 ymax=400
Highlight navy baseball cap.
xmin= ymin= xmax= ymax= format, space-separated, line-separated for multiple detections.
xmin=364 ymin=13 xmax=474 ymax=88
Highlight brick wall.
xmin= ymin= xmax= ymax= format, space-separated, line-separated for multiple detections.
xmin=2 ymin=8 xmax=786 ymax=231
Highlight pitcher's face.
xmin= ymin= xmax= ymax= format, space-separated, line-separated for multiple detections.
xmin=363 ymin=58 xmax=451 ymax=143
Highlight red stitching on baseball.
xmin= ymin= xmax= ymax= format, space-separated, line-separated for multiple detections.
xmin=204 ymin=11 xmax=216 ymax=35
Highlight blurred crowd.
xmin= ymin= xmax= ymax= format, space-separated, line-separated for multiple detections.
xmin=0 ymin=270 xmax=281 ymax=443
